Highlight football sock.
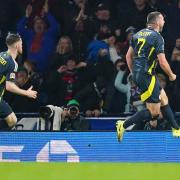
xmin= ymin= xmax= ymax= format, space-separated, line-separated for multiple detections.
xmin=123 ymin=108 xmax=152 ymax=128
xmin=161 ymin=105 xmax=179 ymax=130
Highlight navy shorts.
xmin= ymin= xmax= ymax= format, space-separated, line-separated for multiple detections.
xmin=133 ymin=73 xmax=161 ymax=103
xmin=0 ymin=100 xmax=13 ymax=118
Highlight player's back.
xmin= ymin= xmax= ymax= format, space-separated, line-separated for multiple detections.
xmin=131 ymin=28 xmax=164 ymax=75
xmin=0 ymin=52 xmax=14 ymax=75
xmin=0 ymin=52 xmax=16 ymax=98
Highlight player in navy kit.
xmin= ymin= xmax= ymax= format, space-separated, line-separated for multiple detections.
xmin=0 ymin=33 xmax=37 ymax=130
xmin=116 ymin=11 xmax=180 ymax=141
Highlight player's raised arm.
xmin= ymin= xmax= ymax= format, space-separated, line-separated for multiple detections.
xmin=6 ymin=81 xmax=37 ymax=99
xmin=126 ymin=46 xmax=134 ymax=73
xmin=157 ymin=53 xmax=176 ymax=81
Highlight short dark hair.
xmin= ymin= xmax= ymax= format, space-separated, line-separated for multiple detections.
xmin=17 ymin=66 xmax=28 ymax=76
xmin=147 ymin=11 xmax=162 ymax=25
xmin=6 ymin=33 xmax=21 ymax=46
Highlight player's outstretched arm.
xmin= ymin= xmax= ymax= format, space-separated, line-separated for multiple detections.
xmin=126 ymin=46 xmax=134 ymax=73
xmin=6 ymin=81 xmax=37 ymax=99
xmin=157 ymin=53 xmax=176 ymax=81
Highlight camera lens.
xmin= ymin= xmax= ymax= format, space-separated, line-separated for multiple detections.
xmin=39 ymin=107 xmax=52 ymax=119
xmin=69 ymin=106 xmax=78 ymax=116
xmin=120 ymin=64 xmax=127 ymax=71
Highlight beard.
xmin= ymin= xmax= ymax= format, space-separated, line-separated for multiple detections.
xmin=18 ymin=49 xmax=23 ymax=55
xmin=159 ymin=25 xmax=164 ymax=32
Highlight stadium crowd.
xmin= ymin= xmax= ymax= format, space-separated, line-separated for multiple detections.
xmin=0 ymin=0 xmax=180 ymax=130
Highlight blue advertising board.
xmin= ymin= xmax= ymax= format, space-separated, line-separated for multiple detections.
xmin=0 ymin=131 xmax=180 ymax=162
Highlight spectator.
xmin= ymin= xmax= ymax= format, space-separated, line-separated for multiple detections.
xmin=49 ymin=36 xmax=73 ymax=73
xmin=74 ymin=79 xmax=104 ymax=117
xmin=92 ymin=3 xmax=119 ymax=37
xmin=170 ymin=38 xmax=180 ymax=104
xmin=61 ymin=99 xmax=90 ymax=131
xmin=86 ymin=32 xmax=115 ymax=64
xmin=105 ymin=58 xmax=127 ymax=115
xmin=171 ymin=38 xmax=180 ymax=62
xmin=118 ymin=0 xmax=155 ymax=31
xmin=39 ymin=99 xmax=90 ymax=131
xmin=60 ymin=1 xmax=93 ymax=59
xmin=162 ymin=0 xmax=180 ymax=52
xmin=23 ymin=60 xmax=47 ymax=105
xmin=114 ymin=58 xmax=143 ymax=113
xmin=4 ymin=67 xmax=38 ymax=112
xmin=75 ymin=60 xmax=114 ymax=116
xmin=0 ymin=1 xmax=21 ymax=51
xmin=116 ymin=26 xmax=136 ymax=57
xmin=17 ymin=1 xmax=59 ymax=72
xmin=63 ymin=0 xmax=91 ymax=36
xmin=47 ymin=54 xmax=82 ymax=106
xmin=71 ymin=4 xmax=92 ymax=60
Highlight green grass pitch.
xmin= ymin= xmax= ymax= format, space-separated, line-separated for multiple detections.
xmin=0 ymin=163 xmax=180 ymax=180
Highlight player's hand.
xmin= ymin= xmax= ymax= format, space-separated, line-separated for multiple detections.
xmin=26 ymin=4 xmax=32 ymax=18
xmin=26 ymin=86 xmax=37 ymax=99
xmin=169 ymin=73 xmax=176 ymax=81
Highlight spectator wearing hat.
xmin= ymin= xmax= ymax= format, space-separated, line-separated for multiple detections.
xmin=60 ymin=99 xmax=90 ymax=131
xmin=39 ymin=99 xmax=90 ymax=131
xmin=92 ymin=3 xmax=119 ymax=36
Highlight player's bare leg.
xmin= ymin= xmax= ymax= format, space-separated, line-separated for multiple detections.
xmin=5 ymin=112 xmax=17 ymax=128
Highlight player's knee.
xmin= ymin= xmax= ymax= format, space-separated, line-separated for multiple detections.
xmin=161 ymin=95 xmax=168 ymax=106
xmin=5 ymin=115 xmax=17 ymax=127
xmin=160 ymin=90 xmax=168 ymax=106
xmin=8 ymin=117 xmax=17 ymax=127
xmin=151 ymin=112 xmax=160 ymax=120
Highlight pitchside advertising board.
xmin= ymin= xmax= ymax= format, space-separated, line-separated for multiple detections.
xmin=0 ymin=132 xmax=180 ymax=162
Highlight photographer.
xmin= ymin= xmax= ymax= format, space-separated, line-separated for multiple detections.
xmin=39 ymin=99 xmax=89 ymax=131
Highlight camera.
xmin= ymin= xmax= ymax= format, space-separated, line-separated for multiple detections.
xmin=119 ymin=64 xmax=127 ymax=71
xmin=68 ymin=106 xmax=79 ymax=118
xmin=39 ymin=106 xmax=53 ymax=119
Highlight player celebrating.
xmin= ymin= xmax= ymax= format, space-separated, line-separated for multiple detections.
xmin=0 ymin=33 xmax=37 ymax=130
xmin=116 ymin=11 xmax=180 ymax=141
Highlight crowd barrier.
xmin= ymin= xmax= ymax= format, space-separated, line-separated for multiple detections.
xmin=1 ymin=112 xmax=180 ymax=130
